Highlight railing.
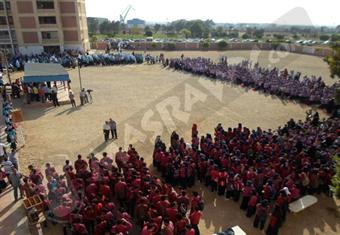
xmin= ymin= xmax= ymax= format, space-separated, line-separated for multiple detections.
xmin=41 ymin=38 xmax=60 ymax=44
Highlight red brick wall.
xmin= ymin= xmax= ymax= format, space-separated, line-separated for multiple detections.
xmin=63 ymin=30 xmax=78 ymax=41
xmin=17 ymin=1 xmax=34 ymax=14
xmin=22 ymin=32 xmax=39 ymax=43
xmin=19 ymin=17 xmax=36 ymax=29
xmin=61 ymin=16 xmax=77 ymax=28
xmin=59 ymin=2 xmax=76 ymax=13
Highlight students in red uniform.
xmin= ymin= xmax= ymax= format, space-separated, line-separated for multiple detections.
xmin=189 ymin=207 xmax=203 ymax=235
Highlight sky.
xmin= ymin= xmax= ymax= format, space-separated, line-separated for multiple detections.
xmin=85 ymin=0 xmax=340 ymax=26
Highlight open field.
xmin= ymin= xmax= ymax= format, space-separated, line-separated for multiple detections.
xmin=7 ymin=50 xmax=340 ymax=235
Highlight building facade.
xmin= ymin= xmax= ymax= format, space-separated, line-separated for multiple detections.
xmin=0 ymin=0 xmax=89 ymax=55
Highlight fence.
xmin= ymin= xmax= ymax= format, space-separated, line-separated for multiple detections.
xmin=90 ymin=41 xmax=334 ymax=57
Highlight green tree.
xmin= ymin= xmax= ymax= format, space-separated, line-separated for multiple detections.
xmin=273 ymin=34 xmax=285 ymax=40
xmin=254 ymin=29 xmax=264 ymax=39
xmin=320 ymin=34 xmax=330 ymax=41
xmin=331 ymin=155 xmax=340 ymax=199
xmin=99 ymin=20 xmax=112 ymax=35
xmin=242 ymin=33 xmax=250 ymax=39
xmin=190 ymin=21 xmax=204 ymax=38
xmin=154 ymin=24 xmax=161 ymax=33
xmin=87 ymin=18 xmax=99 ymax=34
xmin=324 ymin=44 xmax=340 ymax=105
xmin=217 ymin=40 xmax=228 ymax=50
xmin=331 ymin=34 xmax=340 ymax=42
xmin=144 ymin=26 xmax=153 ymax=36
xmin=180 ymin=28 xmax=191 ymax=38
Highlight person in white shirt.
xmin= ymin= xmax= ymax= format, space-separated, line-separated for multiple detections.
xmin=0 ymin=142 xmax=6 ymax=163
xmin=1 ymin=157 xmax=14 ymax=182
xmin=103 ymin=121 xmax=111 ymax=142
xmin=9 ymin=149 xmax=18 ymax=169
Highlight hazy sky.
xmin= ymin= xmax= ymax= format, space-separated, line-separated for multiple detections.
xmin=85 ymin=0 xmax=340 ymax=26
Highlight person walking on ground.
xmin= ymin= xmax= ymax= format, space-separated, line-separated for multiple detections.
xmin=103 ymin=121 xmax=110 ymax=142
xmin=86 ymin=89 xmax=93 ymax=103
xmin=80 ymin=88 xmax=87 ymax=105
xmin=109 ymin=118 xmax=117 ymax=139
xmin=51 ymin=90 xmax=60 ymax=107
xmin=9 ymin=168 xmax=23 ymax=201
xmin=69 ymin=89 xmax=76 ymax=107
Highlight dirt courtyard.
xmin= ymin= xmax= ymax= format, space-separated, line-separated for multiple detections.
xmin=14 ymin=51 xmax=340 ymax=235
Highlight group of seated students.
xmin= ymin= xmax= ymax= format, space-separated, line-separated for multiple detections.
xmin=153 ymin=111 xmax=338 ymax=235
xmin=21 ymin=147 xmax=204 ymax=235
xmin=167 ymin=57 xmax=339 ymax=111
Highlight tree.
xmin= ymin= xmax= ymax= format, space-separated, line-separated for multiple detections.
xmin=320 ymin=34 xmax=330 ymax=41
xmin=254 ymin=29 xmax=264 ymax=39
xmin=324 ymin=44 xmax=340 ymax=105
xmin=99 ymin=20 xmax=112 ymax=35
xmin=190 ymin=21 xmax=204 ymax=38
xmin=87 ymin=18 xmax=99 ymax=34
xmin=331 ymin=155 xmax=340 ymax=199
xmin=180 ymin=28 xmax=191 ymax=38
xmin=273 ymin=34 xmax=285 ymax=40
xmin=154 ymin=24 xmax=161 ymax=33
xmin=331 ymin=34 xmax=340 ymax=42
xmin=144 ymin=26 xmax=153 ymax=37
xmin=217 ymin=40 xmax=228 ymax=50
xmin=242 ymin=33 xmax=250 ymax=39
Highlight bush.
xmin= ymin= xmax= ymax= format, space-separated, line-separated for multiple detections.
xmin=242 ymin=34 xmax=250 ymax=39
xmin=164 ymin=42 xmax=176 ymax=51
xmin=151 ymin=43 xmax=157 ymax=49
xmin=201 ymin=40 xmax=210 ymax=50
xmin=331 ymin=155 xmax=340 ymax=199
xmin=217 ymin=40 xmax=228 ymax=50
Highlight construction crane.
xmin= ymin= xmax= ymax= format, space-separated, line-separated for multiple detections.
xmin=119 ymin=5 xmax=135 ymax=24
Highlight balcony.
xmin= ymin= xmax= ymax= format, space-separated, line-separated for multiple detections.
xmin=42 ymin=38 xmax=60 ymax=44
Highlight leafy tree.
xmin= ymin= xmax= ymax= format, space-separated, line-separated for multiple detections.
xmin=320 ymin=34 xmax=330 ymax=41
xmin=154 ymin=24 xmax=161 ymax=33
xmin=324 ymin=44 xmax=340 ymax=105
xmin=87 ymin=18 xmax=99 ymax=34
xmin=331 ymin=155 xmax=340 ymax=199
xmin=242 ymin=33 xmax=250 ymax=39
xmin=331 ymin=34 xmax=340 ymax=42
xmin=217 ymin=40 xmax=228 ymax=50
xmin=144 ymin=26 xmax=153 ymax=36
xmin=190 ymin=21 xmax=204 ymax=38
xmin=324 ymin=44 xmax=340 ymax=79
xmin=273 ymin=34 xmax=285 ymax=40
xmin=180 ymin=28 xmax=191 ymax=38
xmin=292 ymin=34 xmax=300 ymax=40
xmin=99 ymin=20 xmax=112 ymax=35
xmin=201 ymin=40 xmax=210 ymax=50
xmin=254 ymin=29 xmax=264 ymax=39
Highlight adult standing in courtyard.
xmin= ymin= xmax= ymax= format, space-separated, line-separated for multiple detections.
xmin=51 ymin=90 xmax=60 ymax=107
xmin=9 ymin=168 xmax=22 ymax=201
xmin=109 ymin=118 xmax=117 ymax=139
xmin=80 ymin=88 xmax=88 ymax=106
xmin=103 ymin=121 xmax=110 ymax=142
xmin=69 ymin=89 xmax=76 ymax=108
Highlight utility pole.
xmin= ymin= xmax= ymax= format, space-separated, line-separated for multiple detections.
xmin=78 ymin=58 xmax=82 ymax=90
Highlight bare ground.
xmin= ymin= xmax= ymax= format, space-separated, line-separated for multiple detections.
xmin=9 ymin=51 xmax=340 ymax=235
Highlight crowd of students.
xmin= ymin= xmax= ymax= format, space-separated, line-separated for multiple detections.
xmin=167 ymin=57 xmax=339 ymax=111
xmin=2 ymin=100 xmax=17 ymax=151
xmin=16 ymin=146 xmax=204 ymax=235
xmin=153 ymin=111 xmax=338 ymax=235
xmin=7 ymin=51 xmax=144 ymax=71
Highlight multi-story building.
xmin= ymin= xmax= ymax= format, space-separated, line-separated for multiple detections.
xmin=0 ymin=0 xmax=89 ymax=55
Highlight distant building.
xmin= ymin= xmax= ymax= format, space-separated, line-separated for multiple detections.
xmin=127 ymin=18 xmax=145 ymax=28
xmin=0 ymin=0 xmax=90 ymax=55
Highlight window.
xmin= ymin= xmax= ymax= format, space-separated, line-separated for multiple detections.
xmin=37 ymin=1 xmax=54 ymax=10
xmin=41 ymin=31 xmax=58 ymax=40
xmin=39 ymin=16 xmax=56 ymax=24
xmin=0 ymin=1 xmax=11 ymax=11
xmin=0 ymin=16 xmax=14 ymax=25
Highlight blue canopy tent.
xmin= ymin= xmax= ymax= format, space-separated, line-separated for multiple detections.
xmin=23 ymin=63 xmax=70 ymax=83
